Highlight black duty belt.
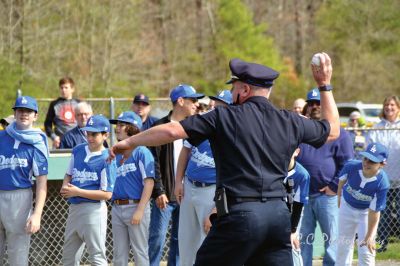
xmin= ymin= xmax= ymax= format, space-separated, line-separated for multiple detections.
xmin=187 ymin=178 xmax=215 ymax=188
xmin=113 ymin=199 xmax=140 ymax=205
xmin=227 ymin=196 xmax=285 ymax=205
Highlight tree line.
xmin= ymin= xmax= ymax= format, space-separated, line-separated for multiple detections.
xmin=0 ymin=0 xmax=399 ymax=117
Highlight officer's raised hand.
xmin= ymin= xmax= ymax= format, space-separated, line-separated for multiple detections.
xmin=311 ymin=52 xmax=332 ymax=87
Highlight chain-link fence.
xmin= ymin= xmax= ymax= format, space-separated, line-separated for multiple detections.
xmin=3 ymin=182 xmax=172 ymax=265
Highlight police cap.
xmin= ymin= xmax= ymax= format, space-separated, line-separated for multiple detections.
xmin=226 ymin=58 xmax=279 ymax=88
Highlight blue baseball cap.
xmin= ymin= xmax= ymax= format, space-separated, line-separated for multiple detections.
xmin=12 ymin=96 xmax=39 ymax=112
xmin=306 ymin=88 xmax=320 ymax=102
xmin=81 ymin=115 xmax=110 ymax=133
xmin=170 ymin=84 xmax=204 ymax=103
xmin=109 ymin=111 xmax=142 ymax=130
xmin=226 ymin=58 xmax=279 ymax=88
xmin=359 ymin=143 xmax=388 ymax=163
xmin=209 ymin=90 xmax=233 ymax=105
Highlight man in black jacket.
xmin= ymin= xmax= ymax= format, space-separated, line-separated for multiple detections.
xmin=44 ymin=77 xmax=80 ymax=149
xmin=148 ymin=84 xmax=203 ymax=266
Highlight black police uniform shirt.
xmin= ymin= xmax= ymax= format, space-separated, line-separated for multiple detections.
xmin=180 ymin=96 xmax=330 ymax=199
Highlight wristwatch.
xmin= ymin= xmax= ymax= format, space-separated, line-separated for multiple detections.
xmin=318 ymin=85 xmax=333 ymax=91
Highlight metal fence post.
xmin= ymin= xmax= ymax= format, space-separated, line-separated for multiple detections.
xmin=109 ymin=97 xmax=115 ymax=146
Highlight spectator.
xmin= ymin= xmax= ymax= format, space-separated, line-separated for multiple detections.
xmin=0 ymin=96 xmax=48 ymax=265
xmin=292 ymin=98 xmax=306 ymax=114
xmin=60 ymin=102 xmax=93 ymax=149
xmin=347 ymin=111 xmax=367 ymax=159
xmin=131 ymin=94 xmax=158 ymax=131
xmin=367 ymin=95 xmax=400 ymax=253
xmin=174 ymin=90 xmax=231 ymax=266
xmin=197 ymin=97 xmax=210 ymax=114
xmin=336 ymin=143 xmax=390 ymax=266
xmin=44 ymin=77 xmax=80 ymax=149
xmin=148 ymin=84 xmax=204 ymax=266
xmin=297 ymin=88 xmax=354 ymax=266
xmin=0 ymin=115 xmax=14 ymax=129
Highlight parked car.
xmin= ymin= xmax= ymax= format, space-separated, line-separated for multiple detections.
xmin=337 ymin=102 xmax=382 ymax=127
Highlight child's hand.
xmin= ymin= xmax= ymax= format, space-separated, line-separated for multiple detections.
xmin=25 ymin=213 xmax=41 ymax=234
xmin=60 ymin=183 xmax=81 ymax=198
xmin=131 ymin=209 xmax=144 ymax=225
xmin=291 ymin=232 xmax=300 ymax=251
xmin=360 ymin=237 xmax=376 ymax=253
xmin=337 ymin=197 xmax=341 ymax=208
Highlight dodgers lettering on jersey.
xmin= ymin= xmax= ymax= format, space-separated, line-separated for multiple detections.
xmin=0 ymin=131 xmax=48 ymax=190
xmin=112 ymin=146 xmax=155 ymax=200
xmin=66 ymin=144 xmax=116 ymax=204
xmin=184 ymin=140 xmax=216 ymax=184
xmin=284 ymin=162 xmax=310 ymax=204
xmin=339 ymin=160 xmax=390 ymax=211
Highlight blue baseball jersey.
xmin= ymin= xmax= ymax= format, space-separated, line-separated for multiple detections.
xmin=66 ymin=143 xmax=116 ymax=204
xmin=339 ymin=160 xmax=390 ymax=211
xmin=112 ymin=146 xmax=155 ymax=200
xmin=184 ymin=140 xmax=216 ymax=184
xmin=285 ymin=162 xmax=310 ymax=204
xmin=0 ymin=131 xmax=48 ymax=190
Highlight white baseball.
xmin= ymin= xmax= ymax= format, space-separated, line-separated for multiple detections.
xmin=311 ymin=53 xmax=322 ymax=67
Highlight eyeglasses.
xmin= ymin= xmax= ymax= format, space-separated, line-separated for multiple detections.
xmin=76 ymin=112 xmax=91 ymax=117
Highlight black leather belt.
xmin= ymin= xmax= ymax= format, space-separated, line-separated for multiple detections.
xmin=187 ymin=178 xmax=215 ymax=188
xmin=113 ymin=199 xmax=140 ymax=205
xmin=227 ymin=196 xmax=284 ymax=205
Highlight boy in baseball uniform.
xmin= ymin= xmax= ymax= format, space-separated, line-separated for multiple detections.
xmin=336 ymin=142 xmax=390 ymax=266
xmin=60 ymin=115 xmax=116 ymax=266
xmin=109 ymin=111 xmax=155 ymax=266
xmin=0 ymin=96 xmax=48 ymax=266
xmin=284 ymin=148 xmax=310 ymax=266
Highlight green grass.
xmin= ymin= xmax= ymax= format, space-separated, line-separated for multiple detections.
xmin=376 ymin=241 xmax=400 ymax=260
xmin=352 ymin=238 xmax=400 ymax=260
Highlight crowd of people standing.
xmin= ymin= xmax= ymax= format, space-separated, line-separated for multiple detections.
xmin=0 ymin=53 xmax=399 ymax=266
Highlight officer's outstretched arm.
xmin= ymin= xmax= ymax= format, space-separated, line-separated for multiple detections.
xmin=311 ymin=52 xmax=340 ymax=141
xmin=109 ymin=121 xmax=188 ymax=163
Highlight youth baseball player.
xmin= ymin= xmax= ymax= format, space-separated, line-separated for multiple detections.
xmin=174 ymin=90 xmax=232 ymax=266
xmin=109 ymin=111 xmax=155 ymax=266
xmin=0 ymin=96 xmax=48 ymax=266
xmin=284 ymin=148 xmax=310 ymax=266
xmin=60 ymin=115 xmax=116 ymax=266
xmin=336 ymin=143 xmax=390 ymax=266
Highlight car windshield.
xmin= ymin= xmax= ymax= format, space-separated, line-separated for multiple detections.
xmin=364 ymin=108 xmax=381 ymax=117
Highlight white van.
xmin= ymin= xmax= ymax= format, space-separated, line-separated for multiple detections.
xmin=337 ymin=102 xmax=382 ymax=126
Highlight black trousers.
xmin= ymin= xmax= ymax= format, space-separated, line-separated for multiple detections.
xmin=194 ymin=199 xmax=293 ymax=266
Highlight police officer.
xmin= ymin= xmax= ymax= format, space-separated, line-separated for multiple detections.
xmin=109 ymin=53 xmax=340 ymax=266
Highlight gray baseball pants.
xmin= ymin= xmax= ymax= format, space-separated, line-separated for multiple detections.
xmin=62 ymin=201 xmax=108 ymax=266
xmin=178 ymin=178 xmax=215 ymax=266
xmin=0 ymin=189 xmax=32 ymax=266
xmin=112 ymin=202 xmax=151 ymax=266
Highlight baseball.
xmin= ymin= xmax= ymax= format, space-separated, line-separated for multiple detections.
xmin=311 ymin=53 xmax=322 ymax=67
